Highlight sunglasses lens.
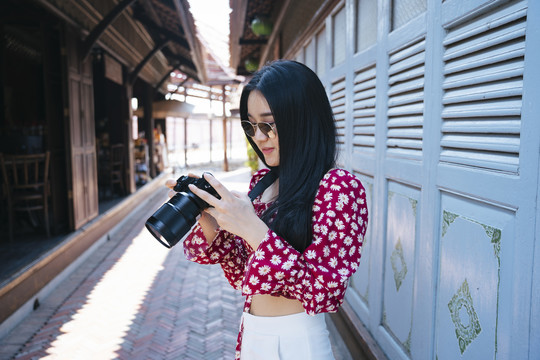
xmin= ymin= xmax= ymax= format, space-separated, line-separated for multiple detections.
xmin=241 ymin=121 xmax=255 ymax=137
xmin=259 ymin=123 xmax=273 ymax=137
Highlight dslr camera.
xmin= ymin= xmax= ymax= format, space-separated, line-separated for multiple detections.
xmin=145 ymin=174 xmax=220 ymax=248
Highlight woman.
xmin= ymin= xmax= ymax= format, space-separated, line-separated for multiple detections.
xmin=177 ymin=60 xmax=368 ymax=359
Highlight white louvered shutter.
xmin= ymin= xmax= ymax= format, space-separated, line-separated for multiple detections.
xmin=331 ymin=78 xmax=347 ymax=148
xmin=353 ymin=64 xmax=376 ymax=154
xmin=441 ymin=1 xmax=526 ymax=173
xmin=387 ymin=38 xmax=426 ymax=159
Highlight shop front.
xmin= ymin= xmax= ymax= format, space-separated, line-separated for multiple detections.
xmin=0 ymin=0 xmax=205 ymax=326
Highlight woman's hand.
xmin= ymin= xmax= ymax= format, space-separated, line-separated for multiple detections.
xmin=188 ymin=173 xmax=269 ymax=249
xmin=165 ymin=173 xmax=199 ymax=198
xmin=165 ymin=178 xmax=178 ymax=198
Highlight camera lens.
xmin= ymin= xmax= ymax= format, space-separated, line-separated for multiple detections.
xmin=145 ymin=192 xmax=204 ymax=248
xmin=145 ymin=174 xmax=219 ymax=248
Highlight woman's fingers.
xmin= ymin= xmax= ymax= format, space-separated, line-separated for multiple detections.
xmin=187 ymin=173 xmax=238 ymax=209
xmin=188 ymin=183 xmax=222 ymax=208
xmin=202 ymin=173 xmax=231 ymax=200
xmin=165 ymin=178 xmax=176 ymax=189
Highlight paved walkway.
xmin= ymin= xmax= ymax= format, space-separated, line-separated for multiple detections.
xmin=0 ymin=167 xmax=353 ymax=360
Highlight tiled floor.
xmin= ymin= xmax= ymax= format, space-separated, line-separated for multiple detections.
xmin=0 ymin=167 xmax=354 ymax=360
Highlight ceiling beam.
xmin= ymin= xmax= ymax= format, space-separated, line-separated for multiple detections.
xmin=128 ymin=37 xmax=169 ymax=85
xmin=155 ymin=62 xmax=182 ymax=91
xmin=160 ymin=49 xmax=198 ymax=76
xmin=239 ymin=38 xmax=268 ymax=45
xmin=140 ymin=0 xmax=162 ymax=26
xmin=81 ymin=0 xmax=138 ymax=62
xmin=134 ymin=14 xmax=191 ymax=50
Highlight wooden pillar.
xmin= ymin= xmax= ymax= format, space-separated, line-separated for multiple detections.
xmin=184 ymin=87 xmax=188 ymax=167
xmin=209 ymin=118 xmax=213 ymax=163
xmin=222 ymin=85 xmax=229 ymax=172
xmin=209 ymin=87 xmax=213 ymax=163
xmin=142 ymin=82 xmax=155 ymax=178
xmin=0 ymin=25 xmax=4 ymax=127
xmin=184 ymin=117 xmax=188 ymax=167
xmin=121 ymin=84 xmax=135 ymax=193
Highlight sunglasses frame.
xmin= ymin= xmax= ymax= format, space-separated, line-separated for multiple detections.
xmin=241 ymin=120 xmax=277 ymax=139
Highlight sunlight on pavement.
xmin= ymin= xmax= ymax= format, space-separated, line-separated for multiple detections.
xmin=42 ymin=231 xmax=169 ymax=360
xmin=214 ymin=167 xmax=253 ymax=193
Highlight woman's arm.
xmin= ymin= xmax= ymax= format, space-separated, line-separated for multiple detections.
xmin=197 ymin=212 xmax=219 ymax=245
xmin=187 ymin=173 xmax=270 ymax=248
xmin=182 ymin=169 xmax=270 ymax=283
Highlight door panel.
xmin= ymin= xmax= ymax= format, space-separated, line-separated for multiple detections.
xmin=65 ymin=28 xmax=98 ymax=229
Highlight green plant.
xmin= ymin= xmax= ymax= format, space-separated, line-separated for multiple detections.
xmin=244 ymin=58 xmax=259 ymax=72
xmin=251 ymin=16 xmax=273 ymax=37
xmin=245 ymin=139 xmax=259 ymax=174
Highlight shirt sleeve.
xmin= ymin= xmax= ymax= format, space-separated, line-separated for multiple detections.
xmin=182 ymin=169 xmax=271 ymax=289
xmin=240 ymin=169 xmax=368 ymax=314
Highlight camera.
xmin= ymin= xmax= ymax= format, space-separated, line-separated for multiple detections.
xmin=145 ymin=174 xmax=220 ymax=248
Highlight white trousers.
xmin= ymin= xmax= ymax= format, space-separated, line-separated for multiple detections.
xmin=240 ymin=311 xmax=335 ymax=360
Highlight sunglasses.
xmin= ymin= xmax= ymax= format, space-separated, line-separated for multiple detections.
xmin=241 ymin=120 xmax=277 ymax=139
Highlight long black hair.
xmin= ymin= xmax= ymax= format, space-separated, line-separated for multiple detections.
xmin=239 ymin=60 xmax=337 ymax=253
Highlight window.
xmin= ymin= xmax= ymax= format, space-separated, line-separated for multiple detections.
xmin=333 ymin=7 xmax=346 ymax=66
xmin=356 ymin=0 xmax=377 ymax=52
xmin=316 ymin=29 xmax=326 ymax=76
xmin=391 ymin=0 xmax=426 ymax=31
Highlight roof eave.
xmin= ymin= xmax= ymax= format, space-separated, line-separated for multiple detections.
xmin=172 ymin=0 xmax=208 ymax=84
xmin=229 ymin=0 xmax=248 ymax=71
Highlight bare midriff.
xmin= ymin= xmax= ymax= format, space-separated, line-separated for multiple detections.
xmin=249 ymin=294 xmax=305 ymax=316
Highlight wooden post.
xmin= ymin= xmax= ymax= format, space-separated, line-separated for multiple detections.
xmin=184 ymin=117 xmax=188 ymax=167
xmin=184 ymin=87 xmax=188 ymax=167
xmin=209 ymin=87 xmax=213 ymax=163
xmin=222 ymin=85 xmax=228 ymax=171
xmin=143 ymin=82 xmax=155 ymax=178
xmin=209 ymin=118 xmax=213 ymax=163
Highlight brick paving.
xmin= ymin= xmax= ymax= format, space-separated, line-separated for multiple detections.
xmin=0 ymin=167 xmax=353 ymax=360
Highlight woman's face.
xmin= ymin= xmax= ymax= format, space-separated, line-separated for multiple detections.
xmin=247 ymin=90 xmax=280 ymax=167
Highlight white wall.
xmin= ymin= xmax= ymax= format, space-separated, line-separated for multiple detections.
xmin=293 ymin=0 xmax=539 ymax=358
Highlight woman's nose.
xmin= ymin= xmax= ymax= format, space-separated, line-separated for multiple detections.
xmin=253 ymin=125 xmax=267 ymax=140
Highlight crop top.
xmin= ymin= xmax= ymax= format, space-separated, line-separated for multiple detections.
xmin=183 ymin=168 xmax=368 ymax=359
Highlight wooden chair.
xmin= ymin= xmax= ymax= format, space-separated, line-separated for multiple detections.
xmin=110 ymin=143 xmax=125 ymax=196
xmin=100 ymin=143 xmax=125 ymax=198
xmin=0 ymin=151 xmax=50 ymax=241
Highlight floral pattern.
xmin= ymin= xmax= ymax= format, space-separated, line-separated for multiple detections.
xmin=183 ymin=168 xmax=368 ymax=359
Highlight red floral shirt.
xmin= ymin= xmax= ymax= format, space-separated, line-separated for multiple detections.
xmin=183 ymin=168 xmax=368 ymax=359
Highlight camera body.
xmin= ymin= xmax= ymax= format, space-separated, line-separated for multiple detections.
xmin=172 ymin=175 xmax=219 ymax=201
xmin=145 ymin=174 xmax=220 ymax=248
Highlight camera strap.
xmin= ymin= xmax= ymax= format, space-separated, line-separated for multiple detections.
xmin=248 ymin=170 xmax=278 ymax=202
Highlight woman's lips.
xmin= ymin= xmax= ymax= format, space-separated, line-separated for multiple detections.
xmin=261 ymin=147 xmax=274 ymax=154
